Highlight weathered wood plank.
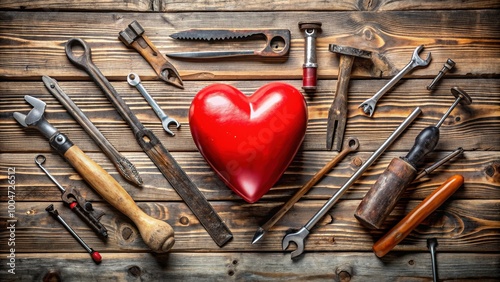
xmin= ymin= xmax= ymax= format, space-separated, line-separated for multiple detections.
xmin=0 ymin=0 xmax=152 ymax=11
xmin=0 ymin=11 xmax=498 ymax=80
xmin=0 ymin=199 xmax=498 ymax=253
xmin=1 ymin=79 xmax=498 ymax=153
xmin=4 ymin=252 xmax=500 ymax=281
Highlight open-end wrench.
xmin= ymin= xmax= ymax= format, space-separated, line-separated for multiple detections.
xmin=127 ymin=73 xmax=180 ymax=136
xmin=282 ymin=107 xmax=422 ymax=259
xmin=359 ymin=45 xmax=431 ymax=117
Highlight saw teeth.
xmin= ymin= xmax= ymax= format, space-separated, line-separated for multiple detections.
xmin=172 ymin=33 xmax=256 ymax=41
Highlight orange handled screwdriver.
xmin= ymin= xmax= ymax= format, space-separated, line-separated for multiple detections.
xmin=372 ymin=174 xmax=464 ymax=257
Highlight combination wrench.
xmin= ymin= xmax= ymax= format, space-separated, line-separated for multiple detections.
xmin=359 ymin=45 xmax=431 ymax=117
xmin=282 ymin=107 xmax=422 ymax=259
xmin=127 ymin=73 xmax=180 ymax=136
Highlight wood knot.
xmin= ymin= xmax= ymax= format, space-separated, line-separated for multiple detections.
xmin=352 ymin=157 xmax=363 ymax=167
xmin=119 ymin=224 xmax=137 ymax=243
xmin=43 ymin=269 xmax=61 ymax=282
xmin=335 ymin=264 xmax=353 ymax=282
xmin=128 ymin=265 xmax=142 ymax=277
xmin=484 ymin=162 xmax=500 ymax=184
xmin=179 ymin=216 xmax=189 ymax=225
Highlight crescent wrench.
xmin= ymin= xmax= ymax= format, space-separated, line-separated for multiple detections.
xmin=359 ymin=45 xmax=431 ymax=117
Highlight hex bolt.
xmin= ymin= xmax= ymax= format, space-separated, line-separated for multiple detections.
xmin=427 ymin=238 xmax=438 ymax=282
xmin=298 ymin=21 xmax=322 ymax=92
xmin=427 ymin=58 xmax=455 ymax=90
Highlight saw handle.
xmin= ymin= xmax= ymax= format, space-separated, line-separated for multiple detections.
xmin=63 ymin=145 xmax=175 ymax=253
xmin=372 ymin=174 xmax=463 ymax=257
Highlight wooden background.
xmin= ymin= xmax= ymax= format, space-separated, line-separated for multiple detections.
xmin=1 ymin=1 xmax=499 ymax=281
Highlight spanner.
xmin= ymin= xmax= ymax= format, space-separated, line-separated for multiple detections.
xmin=359 ymin=45 xmax=431 ymax=117
xmin=127 ymin=73 xmax=180 ymax=136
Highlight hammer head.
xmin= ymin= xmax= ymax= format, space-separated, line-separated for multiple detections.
xmin=329 ymin=44 xmax=372 ymax=59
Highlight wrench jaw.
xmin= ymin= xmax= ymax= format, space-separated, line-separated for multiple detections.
xmin=162 ymin=118 xmax=181 ymax=136
xmin=412 ymin=45 xmax=432 ymax=67
xmin=160 ymin=64 xmax=184 ymax=89
xmin=358 ymin=98 xmax=377 ymax=117
xmin=14 ymin=95 xmax=58 ymax=139
xmin=282 ymin=227 xmax=310 ymax=259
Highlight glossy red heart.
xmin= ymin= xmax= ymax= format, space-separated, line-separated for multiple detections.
xmin=189 ymin=82 xmax=308 ymax=203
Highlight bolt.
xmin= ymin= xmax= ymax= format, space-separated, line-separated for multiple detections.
xmin=427 ymin=238 xmax=438 ymax=282
xmin=298 ymin=21 xmax=322 ymax=92
xmin=427 ymin=58 xmax=455 ymax=90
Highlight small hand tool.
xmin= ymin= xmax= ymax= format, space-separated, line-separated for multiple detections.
xmin=327 ymin=44 xmax=372 ymax=151
xmin=355 ymin=87 xmax=472 ymax=230
xmin=42 ymin=75 xmax=143 ymax=187
xmin=127 ymin=73 xmax=180 ymax=136
xmin=35 ymin=154 xmax=108 ymax=238
xmin=282 ymin=107 xmax=422 ymax=259
xmin=168 ymin=29 xmax=291 ymax=59
xmin=298 ymin=21 xmax=322 ymax=92
xmin=252 ymin=137 xmax=359 ymax=244
xmin=14 ymin=95 xmax=175 ymax=253
xmin=359 ymin=45 xmax=432 ymax=117
xmin=65 ymin=38 xmax=232 ymax=247
xmin=427 ymin=238 xmax=439 ymax=282
xmin=372 ymin=175 xmax=463 ymax=258
xmin=118 ymin=20 xmax=183 ymax=89
xmin=46 ymin=204 xmax=102 ymax=263
xmin=427 ymin=59 xmax=455 ymax=90
xmin=415 ymin=147 xmax=463 ymax=180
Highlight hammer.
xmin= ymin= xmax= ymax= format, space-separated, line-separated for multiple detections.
xmin=327 ymin=44 xmax=372 ymax=151
xmin=14 ymin=95 xmax=175 ymax=253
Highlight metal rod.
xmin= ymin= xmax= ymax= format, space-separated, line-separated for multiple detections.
xmin=35 ymin=155 xmax=66 ymax=193
xmin=415 ymin=147 xmax=464 ymax=180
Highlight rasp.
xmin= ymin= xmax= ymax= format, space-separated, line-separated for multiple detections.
xmin=65 ymin=37 xmax=233 ymax=247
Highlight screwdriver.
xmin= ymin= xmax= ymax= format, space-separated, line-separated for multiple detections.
xmin=355 ymin=87 xmax=472 ymax=229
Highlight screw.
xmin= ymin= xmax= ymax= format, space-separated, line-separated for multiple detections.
xmin=46 ymin=204 xmax=102 ymax=263
xmin=427 ymin=58 xmax=455 ymax=90
xmin=435 ymin=86 xmax=472 ymax=128
xmin=427 ymin=238 xmax=438 ymax=282
xmin=298 ymin=21 xmax=322 ymax=92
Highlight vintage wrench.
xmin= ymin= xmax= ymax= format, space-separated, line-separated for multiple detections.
xmin=127 ymin=73 xmax=180 ymax=136
xmin=359 ymin=45 xmax=431 ymax=117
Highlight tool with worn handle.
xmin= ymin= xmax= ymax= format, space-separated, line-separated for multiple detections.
xmin=65 ymin=38 xmax=232 ymax=247
xmin=298 ymin=22 xmax=322 ymax=91
xmin=43 ymin=75 xmax=143 ymax=187
xmin=282 ymin=107 xmax=422 ymax=259
xmin=252 ymin=137 xmax=359 ymax=244
xmin=35 ymin=154 xmax=108 ymax=238
xmin=46 ymin=204 xmax=102 ymax=263
xmin=355 ymin=87 xmax=472 ymax=230
xmin=118 ymin=20 xmax=183 ymax=89
xmin=327 ymin=44 xmax=372 ymax=151
xmin=372 ymin=175 xmax=463 ymax=258
xmin=14 ymin=95 xmax=175 ymax=253
xmin=127 ymin=73 xmax=180 ymax=136
xmin=359 ymin=45 xmax=431 ymax=117
xmin=168 ymin=29 xmax=291 ymax=59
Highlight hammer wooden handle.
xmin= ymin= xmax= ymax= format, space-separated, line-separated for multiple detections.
xmin=372 ymin=174 xmax=463 ymax=257
xmin=64 ymin=145 xmax=175 ymax=253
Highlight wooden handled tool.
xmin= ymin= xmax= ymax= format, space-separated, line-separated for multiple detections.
xmin=14 ymin=95 xmax=175 ymax=253
xmin=372 ymin=174 xmax=464 ymax=258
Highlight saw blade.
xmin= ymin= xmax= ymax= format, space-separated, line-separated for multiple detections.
xmin=170 ymin=29 xmax=261 ymax=41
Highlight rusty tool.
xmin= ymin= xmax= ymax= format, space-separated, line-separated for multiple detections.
xmin=427 ymin=238 xmax=439 ymax=282
xmin=282 ymin=107 xmax=422 ymax=259
xmin=127 ymin=73 xmax=180 ymax=136
xmin=298 ymin=21 xmax=321 ymax=92
xmin=168 ymin=29 xmax=291 ymax=59
xmin=35 ymin=154 xmax=108 ymax=238
xmin=355 ymin=87 xmax=472 ymax=230
xmin=118 ymin=20 xmax=183 ymax=89
xmin=46 ymin=204 xmax=102 ymax=263
xmin=252 ymin=137 xmax=359 ymax=244
xmin=14 ymin=95 xmax=175 ymax=253
xmin=42 ymin=75 xmax=143 ymax=187
xmin=327 ymin=44 xmax=372 ymax=151
xmin=427 ymin=59 xmax=455 ymax=90
xmin=65 ymin=38 xmax=232 ymax=247
xmin=359 ymin=45 xmax=431 ymax=117
xmin=372 ymin=175 xmax=463 ymax=258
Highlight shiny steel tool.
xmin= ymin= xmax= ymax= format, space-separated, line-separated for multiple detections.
xmin=298 ymin=21 xmax=322 ymax=91
xmin=168 ymin=29 xmax=291 ymax=59
xmin=36 ymin=154 xmax=108 ymax=238
xmin=359 ymin=45 xmax=431 ymax=117
xmin=43 ymin=75 xmax=143 ymax=187
xmin=282 ymin=107 xmax=422 ymax=259
xmin=65 ymin=38 xmax=232 ymax=247
xmin=118 ymin=20 xmax=183 ymax=89
xmin=127 ymin=73 xmax=180 ymax=136
xmin=46 ymin=204 xmax=102 ymax=264
xmin=14 ymin=95 xmax=175 ymax=253
xmin=252 ymin=137 xmax=359 ymax=244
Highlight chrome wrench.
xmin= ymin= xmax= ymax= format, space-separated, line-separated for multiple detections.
xmin=282 ymin=107 xmax=422 ymax=259
xmin=359 ymin=45 xmax=431 ymax=117
xmin=127 ymin=73 xmax=180 ymax=136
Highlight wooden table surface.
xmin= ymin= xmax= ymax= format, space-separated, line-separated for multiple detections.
xmin=1 ymin=1 xmax=499 ymax=281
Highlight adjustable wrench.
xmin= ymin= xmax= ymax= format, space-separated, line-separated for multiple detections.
xmin=127 ymin=73 xmax=180 ymax=136
xmin=359 ymin=45 xmax=431 ymax=117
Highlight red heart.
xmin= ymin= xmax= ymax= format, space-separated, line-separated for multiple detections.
xmin=189 ymin=82 xmax=308 ymax=203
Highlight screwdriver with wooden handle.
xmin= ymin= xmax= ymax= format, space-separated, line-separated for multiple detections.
xmin=372 ymin=174 xmax=464 ymax=257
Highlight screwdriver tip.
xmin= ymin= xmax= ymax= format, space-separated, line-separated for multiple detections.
xmin=251 ymin=227 xmax=265 ymax=244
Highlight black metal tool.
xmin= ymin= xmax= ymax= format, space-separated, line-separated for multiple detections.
xmin=427 ymin=59 xmax=455 ymax=90
xmin=427 ymin=238 xmax=439 ymax=282
xmin=36 ymin=155 xmax=108 ymax=238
